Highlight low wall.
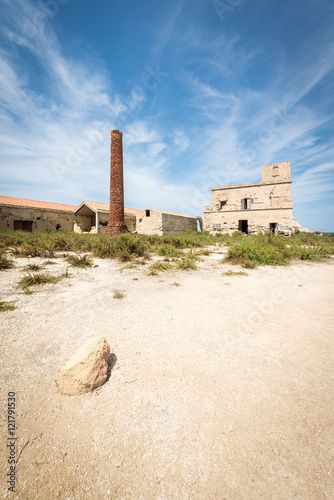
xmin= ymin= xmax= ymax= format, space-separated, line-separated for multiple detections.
xmin=162 ymin=213 xmax=197 ymax=234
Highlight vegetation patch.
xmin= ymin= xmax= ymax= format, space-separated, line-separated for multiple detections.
xmin=222 ymin=270 xmax=249 ymax=276
xmin=0 ymin=250 xmax=14 ymax=270
xmin=18 ymin=273 xmax=65 ymax=289
xmin=156 ymin=244 xmax=182 ymax=258
xmin=23 ymin=262 xmax=44 ymax=272
xmin=65 ymin=254 xmax=94 ymax=268
xmin=0 ymin=301 xmax=16 ymax=312
xmin=176 ymin=256 xmax=198 ymax=271
xmin=1 ymin=230 xmax=333 ymax=270
xmin=148 ymin=261 xmax=174 ymax=276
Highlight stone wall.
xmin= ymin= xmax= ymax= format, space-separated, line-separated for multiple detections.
xmin=135 ymin=210 xmax=197 ymax=235
xmin=136 ymin=210 xmax=163 ymax=235
xmin=162 ymin=213 xmax=197 ymax=234
xmin=0 ymin=206 xmax=73 ymax=232
xmin=211 ymin=181 xmax=292 ymax=213
xmin=204 ymin=207 xmax=297 ymax=235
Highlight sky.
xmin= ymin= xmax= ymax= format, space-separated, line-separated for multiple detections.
xmin=0 ymin=0 xmax=333 ymax=231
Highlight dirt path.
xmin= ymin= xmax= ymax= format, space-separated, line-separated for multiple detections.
xmin=1 ymin=252 xmax=334 ymax=499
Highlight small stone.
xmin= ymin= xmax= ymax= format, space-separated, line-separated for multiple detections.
xmin=58 ymin=336 xmax=111 ymax=395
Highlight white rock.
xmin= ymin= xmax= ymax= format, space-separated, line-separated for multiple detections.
xmin=58 ymin=336 xmax=111 ymax=395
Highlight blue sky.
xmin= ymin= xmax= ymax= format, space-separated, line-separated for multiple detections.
xmin=0 ymin=0 xmax=333 ymax=231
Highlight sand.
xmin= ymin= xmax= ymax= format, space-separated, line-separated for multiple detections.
xmin=0 ymin=248 xmax=334 ymax=499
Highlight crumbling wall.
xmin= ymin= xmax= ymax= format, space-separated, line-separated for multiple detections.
xmin=162 ymin=213 xmax=197 ymax=233
xmin=203 ymin=208 xmax=297 ymax=235
xmin=0 ymin=207 xmax=73 ymax=232
xmin=124 ymin=214 xmax=136 ymax=232
xmin=262 ymin=161 xmax=291 ymax=183
xmin=136 ymin=210 xmax=163 ymax=235
xmin=211 ymin=182 xmax=292 ymax=213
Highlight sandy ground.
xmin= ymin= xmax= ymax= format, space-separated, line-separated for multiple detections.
xmin=0 ymin=247 xmax=334 ymax=499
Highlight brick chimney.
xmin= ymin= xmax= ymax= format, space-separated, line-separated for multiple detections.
xmin=106 ymin=130 xmax=128 ymax=235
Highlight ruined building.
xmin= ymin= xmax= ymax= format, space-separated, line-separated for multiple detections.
xmin=0 ymin=196 xmax=76 ymax=232
xmin=203 ymin=161 xmax=307 ymax=235
xmin=0 ymin=130 xmax=197 ymax=234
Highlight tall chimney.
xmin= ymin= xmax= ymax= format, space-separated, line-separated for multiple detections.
xmin=106 ymin=130 xmax=128 ymax=235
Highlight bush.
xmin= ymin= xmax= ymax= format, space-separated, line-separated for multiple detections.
xmin=224 ymin=233 xmax=290 ymax=266
xmin=148 ymin=261 xmax=174 ymax=275
xmin=156 ymin=244 xmax=182 ymax=258
xmin=0 ymin=301 xmax=16 ymax=312
xmin=176 ymin=256 xmax=197 ymax=271
xmin=18 ymin=273 xmax=64 ymax=289
xmin=0 ymin=250 xmax=14 ymax=270
xmin=23 ymin=262 xmax=44 ymax=271
xmin=65 ymin=254 xmax=94 ymax=268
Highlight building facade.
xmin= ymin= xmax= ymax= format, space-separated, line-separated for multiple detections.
xmin=74 ymin=202 xmax=197 ymax=235
xmin=74 ymin=201 xmax=141 ymax=234
xmin=203 ymin=161 xmax=306 ymax=235
xmin=135 ymin=209 xmax=198 ymax=236
xmin=0 ymin=196 xmax=76 ymax=232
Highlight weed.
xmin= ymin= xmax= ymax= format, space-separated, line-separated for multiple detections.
xmin=133 ymin=278 xmax=138 ymax=281
xmin=18 ymin=273 xmax=64 ymax=289
xmin=170 ymin=282 xmax=182 ymax=286
xmin=65 ymin=254 xmax=94 ymax=268
xmin=0 ymin=301 xmax=16 ymax=312
xmin=149 ymin=261 xmax=174 ymax=274
xmin=156 ymin=244 xmax=182 ymax=258
xmin=122 ymin=263 xmax=138 ymax=269
xmin=43 ymin=260 xmax=57 ymax=265
xmin=176 ymin=257 xmax=198 ymax=271
xmin=24 ymin=262 xmax=44 ymax=271
xmin=148 ymin=269 xmax=158 ymax=276
xmin=62 ymin=268 xmax=72 ymax=279
xmin=222 ymin=270 xmax=249 ymax=276
xmin=243 ymin=259 xmax=257 ymax=269
xmin=0 ymin=250 xmax=14 ymax=270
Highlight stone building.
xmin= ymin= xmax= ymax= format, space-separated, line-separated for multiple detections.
xmin=74 ymin=201 xmax=142 ymax=234
xmin=0 ymin=196 xmax=76 ymax=232
xmin=203 ymin=161 xmax=306 ymax=235
xmin=73 ymin=202 xmax=197 ymax=235
xmin=136 ymin=208 xmax=198 ymax=236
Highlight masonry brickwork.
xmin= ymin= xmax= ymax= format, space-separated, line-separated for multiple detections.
xmin=105 ymin=130 xmax=128 ymax=235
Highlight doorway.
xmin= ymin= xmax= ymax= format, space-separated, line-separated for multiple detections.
xmin=269 ymin=223 xmax=277 ymax=234
xmin=238 ymin=220 xmax=248 ymax=234
xmin=14 ymin=220 xmax=33 ymax=232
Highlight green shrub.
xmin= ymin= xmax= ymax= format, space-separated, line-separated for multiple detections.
xmin=156 ymin=244 xmax=182 ymax=257
xmin=65 ymin=254 xmax=94 ymax=268
xmin=0 ymin=301 xmax=16 ymax=312
xmin=148 ymin=261 xmax=174 ymax=275
xmin=224 ymin=233 xmax=290 ymax=266
xmin=176 ymin=256 xmax=197 ymax=271
xmin=0 ymin=250 xmax=14 ymax=270
xmin=18 ymin=273 xmax=64 ymax=289
xmin=23 ymin=262 xmax=44 ymax=271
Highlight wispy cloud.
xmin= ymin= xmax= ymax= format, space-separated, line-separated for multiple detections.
xmin=0 ymin=0 xmax=333 ymax=229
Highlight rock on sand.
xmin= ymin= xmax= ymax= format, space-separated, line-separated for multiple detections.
xmin=58 ymin=336 xmax=111 ymax=395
